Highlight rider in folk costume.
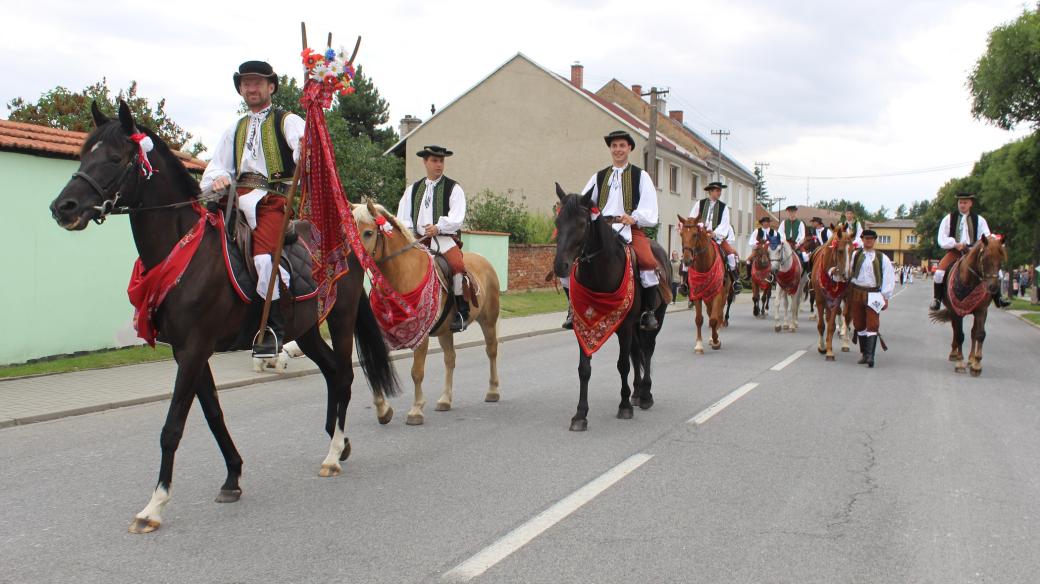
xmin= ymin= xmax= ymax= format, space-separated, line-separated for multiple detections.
xmin=200 ymin=60 xmax=305 ymax=358
xmin=746 ymin=215 xmax=777 ymax=273
xmin=810 ymin=216 xmax=832 ymax=245
xmin=396 ymin=145 xmax=470 ymax=332
xmin=581 ymin=130 xmax=662 ymax=331
xmin=689 ymin=181 xmax=742 ymax=292
xmin=848 ymin=229 xmax=895 ymax=367
xmin=777 ymin=205 xmax=806 ymax=267
xmin=929 ymin=192 xmax=1010 ymax=310
xmin=838 ymin=207 xmax=864 ymax=247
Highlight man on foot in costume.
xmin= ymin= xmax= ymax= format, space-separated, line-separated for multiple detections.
xmin=930 ymin=192 xmax=1010 ymax=311
xmin=200 ymin=60 xmax=304 ymax=358
xmin=849 ymin=230 xmax=895 ymax=368
xmin=690 ymin=181 xmax=742 ymax=293
xmin=581 ymin=130 xmax=662 ymax=331
xmin=396 ymin=145 xmax=470 ymax=332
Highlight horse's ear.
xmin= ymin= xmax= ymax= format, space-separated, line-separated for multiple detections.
xmin=117 ymin=99 xmax=137 ymax=134
xmin=90 ymin=100 xmax=109 ymax=128
xmin=981 ymin=235 xmax=988 ymax=246
xmin=366 ymin=199 xmax=379 ymax=218
xmin=580 ymin=187 xmax=594 ymax=208
xmin=677 ymin=214 xmax=686 ymax=225
xmin=555 ymin=182 xmax=567 ymax=201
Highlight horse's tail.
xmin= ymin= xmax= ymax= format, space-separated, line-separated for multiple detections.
xmin=354 ymin=291 xmax=401 ymax=398
xmin=929 ymin=307 xmax=955 ymax=323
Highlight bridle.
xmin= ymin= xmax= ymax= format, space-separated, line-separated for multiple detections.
xmin=371 ymin=228 xmax=430 ymax=265
xmin=680 ymin=224 xmax=711 ymax=260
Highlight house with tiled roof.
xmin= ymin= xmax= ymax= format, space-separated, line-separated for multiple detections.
xmin=385 ymin=53 xmax=719 ymax=256
xmin=0 ymin=119 xmax=206 ymax=365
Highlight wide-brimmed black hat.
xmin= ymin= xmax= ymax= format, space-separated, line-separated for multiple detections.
xmin=955 ymin=192 xmax=976 ymax=200
xmin=234 ymin=61 xmax=279 ymax=95
xmin=862 ymin=229 xmax=878 ymax=239
xmin=704 ymin=181 xmax=727 ymax=191
xmin=844 ymin=206 xmax=854 ymax=212
xmin=603 ymin=130 xmax=635 ymax=148
xmin=416 ymin=145 xmax=453 ymax=158
xmin=811 ymin=216 xmax=823 ymax=224
xmin=785 ymin=205 xmax=798 ymax=212
xmin=758 ymin=216 xmax=771 ymax=224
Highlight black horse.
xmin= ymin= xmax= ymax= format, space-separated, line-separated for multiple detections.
xmin=552 ymin=183 xmax=669 ymax=431
xmin=49 ymin=101 xmax=399 ymax=533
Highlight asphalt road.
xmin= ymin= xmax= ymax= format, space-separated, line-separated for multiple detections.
xmin=2 ymin=282 xmax=1038 ymax=584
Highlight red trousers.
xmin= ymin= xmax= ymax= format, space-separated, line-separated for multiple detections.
xmin=441 ymin=245 xmax=466 ymax=274
xmin=719 ymin=240 xmax=736 ymax=257
xmin=236 ymin=188 xmax=287 ymax=256
xmin=937 ymin=250 xmax=961 ymax=273
xmin=849 ymin=287 xmax=880 ymax=334
xmin=631 ymin=227 xmax=657 ymax=270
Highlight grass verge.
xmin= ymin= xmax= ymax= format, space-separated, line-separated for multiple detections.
xmin=0 ymin=345 xmax=174 ymax=379
xmin=1009 ymin=295 xmax=1040 ymax=312
xmin=499 ymin=288 xmax=568 ymax=318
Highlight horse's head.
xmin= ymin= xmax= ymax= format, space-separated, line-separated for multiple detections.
xmin=676 ymin=215 xmax=711 ymax=267
xmin=969 ymin=234 xmax=1007 ymax=291
xmin=553 ymin=182 xmax=593 ymax=277
xmin=752 ymin=241 xmax=771 ymax=270
xmin=50 ymin=100 xmax=189 ymax=230
xmin=351 ymin=200 xmax=414 ymax=259
xmin=821 ymin=228 xmax=853 ymax=282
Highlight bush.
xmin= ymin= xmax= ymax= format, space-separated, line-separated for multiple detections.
xmin=467 ymin=189 xmax=532 ymax=243
xmin=524 ymin=213 xmax=556 ymax=244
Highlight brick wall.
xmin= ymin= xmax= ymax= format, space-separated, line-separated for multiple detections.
xmin=508 ymin=244 xmax=557 ymax=290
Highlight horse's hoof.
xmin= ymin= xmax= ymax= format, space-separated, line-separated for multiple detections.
xmin=826 ymin=355 xmax=836 ymax=362
xmin=955 ymin=366 xmax=966 ymax=374
xmin=782 ymin=324 xmax=790 ymax=330
xmin=775 ymin=326 xmax=782 ymax=333
xmin=128 ymin=517 xmax=160 ymax=534
xmin=215 ymin=489 xmax=242 ymax=503
xmin=638 ymin=397 xmax=654 ymax=410
xmin=970 ymin=368 xmax=982 ymax=377
xmin=405 ymin=414 xmax=425 ymax=426
xmin=630 ymin=396 xmax=641 ymax=408
xmin=841 ymin=347 xmax=850 ymax=352
xmin=949 ymin=355 xmax=959 ymax=362
xmin=569 ymin=419 xmax=588 ymax=432
xmin=484 ymin=392 xmax=500 ymax=403
xmin=339 ymin=438 xmax=351 ymax=461
xmin=318 ymin=463 xmax=341 ymax=477
xmin=434 ymin=401 xmax=451 ymax=412
xmin=377 ymin=406 xmax=394 ymax=425
xmin=711 ymin=342 xmax=721 ymax=350
xmin=817 ymin=346 xmax=826 ymax=354
xmin=695 ymin=348 xmax=704 ymax=355
xmin=617 ymin=407 xmax=634 ymax=420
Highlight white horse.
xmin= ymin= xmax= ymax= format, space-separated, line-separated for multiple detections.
xmin=770 ymin=240 xmax=807 ymax=333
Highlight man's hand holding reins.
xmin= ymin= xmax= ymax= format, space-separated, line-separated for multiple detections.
xmin=618 ymin=214 xmax=637 ymax=226
xmin=211 ymin=175 xmax=231 ymax=193
xmin=424 ymin=225 xmax=440 ymax=237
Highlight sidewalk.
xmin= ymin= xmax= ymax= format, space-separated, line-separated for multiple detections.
xmin=0 ymin=301 xmax=712 ymax=429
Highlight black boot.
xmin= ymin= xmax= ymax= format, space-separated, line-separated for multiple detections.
xmin=252 ymin=303 xmax=284 ymax=358
xmin=451 ymin=295 xmax=469 ymax=333
xmin=639 ymin=286 xmax=661 ymax=332
xmin=864 ymin=335 xmax=878 ymax=368
xmin=730 ymin=267 xmax=742 ymax=293
xmin=992 ymin=290 xmax=1011 ymax=308
xmin=562 ymin=287 xmax=574 ymax=330
xmin=929 ymin=281 xmax=944 ymax=311
xmin=856 ymin=334 xmax=869 ymax=364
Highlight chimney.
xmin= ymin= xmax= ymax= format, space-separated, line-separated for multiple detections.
xmin=399 ymin=115 xmax=422 ymax=137
xmin=669 ymin=110 xmax=684 ymax=123
xmin=570 ymin=61 xmax=584 ymax=88
xmin=631 ymin=84 xmax=643 ymax=97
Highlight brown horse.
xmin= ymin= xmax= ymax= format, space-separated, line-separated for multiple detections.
xmin=812 ymin=227 xmax=854 ymax=361
xmin=749 ymin=241 xmax=773 ymax=319
xmin=354 ymin=202 xmax=502 ymax=424
xmin=679 ymin=216 xmax=731 ymax=353
xmin=930 ymin=236 xmax=1006 ymax=376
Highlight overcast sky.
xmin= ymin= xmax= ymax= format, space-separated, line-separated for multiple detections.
xmin=3 ymin=0 xmax=1032 ymax=214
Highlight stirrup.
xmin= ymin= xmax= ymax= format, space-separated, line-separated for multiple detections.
xmin=251 ymin=326 xmax=281 ymax=358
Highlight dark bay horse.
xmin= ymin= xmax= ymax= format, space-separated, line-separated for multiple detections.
xmin=749 ymin=241 xmax=773 ymax=319
xmin=48 ymin=101 xmax=399 ymax=533
xmin=930 ymin=236 xmax=1006 ymax=376
xmin=553 ymin=184 xmax=668 ymax=431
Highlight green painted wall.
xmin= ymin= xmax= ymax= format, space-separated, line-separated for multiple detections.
xmin=461 ymin=231 xmax=509 ymax=291
xmin=1 ymin=152 xmax=141 ymax=365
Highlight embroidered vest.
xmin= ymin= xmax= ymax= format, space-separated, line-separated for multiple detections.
xmin=410 ymin=176 xmax=458 ymax=233
xmin=232 ymin=108 xmax=296 ymax=182
xmin=947 ymin=211 xmax=980 ymax=243
xmin=852 ymin=251 xmax=883 ymax=291
xmin=755 ymin=227 xmax=775 ymax=241
xmin=817 ymin=228 xmax=830 ymax=243
xmin=593 ymin=165 xmax=643 ymax=215
xmin=783 ymin=220 xmax=801 ymax=241
xmin=697 ymin=198 xmax=727 ymax=230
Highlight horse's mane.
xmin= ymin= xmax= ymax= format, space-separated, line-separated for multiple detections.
xmin=83 ymin=121 xmax=201 ymax=198
xmin=351 ymin=202 xmax=415 ymax=243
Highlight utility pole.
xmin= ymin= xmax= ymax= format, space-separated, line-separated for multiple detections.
xmin=754 ymin=161 xmax=769 ymax=206
xmin=711 ymin=129 xmax=730 ymax=182
xmin=642 ymin=87 xmax=668 ymax=184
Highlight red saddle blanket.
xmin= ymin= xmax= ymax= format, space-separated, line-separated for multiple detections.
xmin=815 ymin=266 xmax=848 ymax=310
xmin=569 ymin=252 xmax=635 ymax=357
xmin=369 ymin=252 xmax=441 ymax=350
xmin=751 ymin=261 xmax=772 ymax=291
xmin=687 ymin=242 xmax=725 ymax=302
xmin=946 ymin=262 xmax=989 ymax=317
xmin=775 ymin=258 xmax=802 ymax=295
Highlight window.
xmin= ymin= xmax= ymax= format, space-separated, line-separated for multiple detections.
xmin=878 ymin=235 xmax=892 ymax=244
xmin=669 ymin=165 xmax=679 ymax=193
xmin=655 ymin=158 xmax=662 ymax=189
xmin=906 ymin=234 xmax=918 ymax=245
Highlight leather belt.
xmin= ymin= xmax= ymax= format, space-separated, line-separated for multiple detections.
xmin=236 ymin=172 xmax=287 ymax=195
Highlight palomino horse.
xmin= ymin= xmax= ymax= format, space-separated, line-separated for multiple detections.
xmin=812 ymin=227 xmax=854 ymax=360
xmin=678 ymin=217 xmax=730 ymax=354
xmin=553 ymin=184 xmax=669 ymax=431
xmin=353 ymin=202 xmax=502 ymax=424
xmin=770 ymin=239 xmax=807 ymax=333
xmin=930 ymin=236 xmax=1006 ymax=376
xmin=48 ymin=101 xmax=399 ymax=533
xmin=748 ymin=241 xmax=773 ymax=319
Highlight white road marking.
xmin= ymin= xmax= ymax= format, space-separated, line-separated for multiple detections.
xmin=770 ymin=350 xmax=806 ymax=371
xmin=441 ymin=453 xmax=654 ymax=582
xmin=687 ymin=382 xmax=760 ymax=425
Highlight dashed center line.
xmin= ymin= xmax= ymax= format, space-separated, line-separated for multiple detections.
xmin=687 ymin=382 xmax=760 ymax=425
xmin=771 ymin=350 xmax=807 ymax=371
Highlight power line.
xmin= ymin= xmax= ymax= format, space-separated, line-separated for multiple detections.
xmin=769 ymin=162 xmax=973 ymax=181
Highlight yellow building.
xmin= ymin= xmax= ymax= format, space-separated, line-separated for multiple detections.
xmin=869 ymin=219 xmax=920 ymax=266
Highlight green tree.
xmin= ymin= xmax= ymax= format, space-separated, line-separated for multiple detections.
xmin=895 ymin=204 xmax=908 ymax=218
xmin=333 ymin=66 xmax=397 ymax=149
xmin=753 ymin=166 xmax=770 ymax=207
xmin=7 ymin=79 xmax=205 ymax=156
xmin=814 ymin=198 xmax=885 ymax=222
xmin=968 ymin=6 xmax=1040 ymax=130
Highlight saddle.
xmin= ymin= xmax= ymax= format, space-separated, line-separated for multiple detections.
xmin=428 ymin=252 xmax=480 ymax=332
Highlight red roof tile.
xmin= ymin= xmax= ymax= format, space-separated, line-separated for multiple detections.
xmin=0 ymin=119 xmax=207 ymax=171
